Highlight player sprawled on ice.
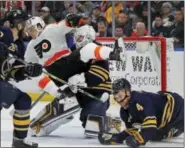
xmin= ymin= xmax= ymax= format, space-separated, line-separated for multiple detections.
xmin=0 ymin=29 xmax=42 ymax=147
xmin=24 ymin=14 xmax=123 ymax=137
xmin=98 ymin=78 xmax=184 ymax=148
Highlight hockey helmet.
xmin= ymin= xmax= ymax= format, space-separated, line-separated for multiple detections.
xmin=112 ymin=78 xmax=131 ymax=95
xmin=74 ymin=25 xmax=96 ymax=49
xmin=4 ymin=9 xmax=28 ymax=30
xmin=25 ymin=16 xmax=45 ymax=32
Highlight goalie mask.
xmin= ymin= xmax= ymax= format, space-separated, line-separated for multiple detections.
xmin=74 ymin=25 xmax=96 ymax=49
xmin=25 ymin=16 xmax=45 ymax=38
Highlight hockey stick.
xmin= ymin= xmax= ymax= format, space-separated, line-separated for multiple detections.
xmin=42 ymin=70 xmax=109 ymax=102
xmin=12 ymin=58 xmax=109 ymax=103
xmin=9 ymin=91 xmax=48 ymax=116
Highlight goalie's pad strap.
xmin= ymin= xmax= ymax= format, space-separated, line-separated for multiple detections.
xmin=42 ymin=104 xmax=80 ymax=127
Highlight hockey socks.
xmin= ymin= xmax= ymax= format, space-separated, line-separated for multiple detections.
xmin=13 ymin=110 xmax=30 ymax=139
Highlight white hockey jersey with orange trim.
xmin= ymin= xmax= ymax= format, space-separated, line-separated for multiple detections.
xmin=24 ymin=20 xmax=74 ymax=97
xmin=24 ymin=20 xmax=73 ymax=66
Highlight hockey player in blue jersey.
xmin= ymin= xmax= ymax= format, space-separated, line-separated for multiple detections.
xmin=2 ymin=8 xmax=28 ymax=59
xmin=98 ymin=78 xmax=184 ymax=148
xmin=0 ymin=35 xmax=42 ymax=147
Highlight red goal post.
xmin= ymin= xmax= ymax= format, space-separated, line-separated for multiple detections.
xmin=95 ymin=37 xmax=167 ymax=92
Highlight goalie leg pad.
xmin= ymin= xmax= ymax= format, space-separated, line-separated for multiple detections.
xmin=85 ymin=114 xmax=122 ymax=138
xmin=29 ymin=96 xmax=80 ymax=137
xmin=79 ymin=100 xmax=109 ymax=129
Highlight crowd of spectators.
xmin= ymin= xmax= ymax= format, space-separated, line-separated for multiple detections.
xmin=0 ymin=1 xmax=184 ymax=48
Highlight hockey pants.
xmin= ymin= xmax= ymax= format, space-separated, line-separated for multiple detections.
xmin=0 ymin=80 xmax=31 ymax=139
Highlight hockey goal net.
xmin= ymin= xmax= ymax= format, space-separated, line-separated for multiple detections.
xmin=96 ymin=37 xmax=175 ymax=114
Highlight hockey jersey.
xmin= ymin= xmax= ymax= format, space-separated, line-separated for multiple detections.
xmin=24 ymin=20 xmax=74 ymax=66
xmin=0 ymin=25 xmax=25 ymax=59
xmin=119 ymin=91 xmax=183 ymax=144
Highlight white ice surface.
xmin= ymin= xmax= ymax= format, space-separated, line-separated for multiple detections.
xmin=1 ymin=103 xmax=184 ymax=147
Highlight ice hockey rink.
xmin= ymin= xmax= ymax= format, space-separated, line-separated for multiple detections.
xmin=1 ymin=103 xmax=184 ymax=147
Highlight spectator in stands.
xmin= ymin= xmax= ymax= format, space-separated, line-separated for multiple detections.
xmin=134 ymin=2 xmax=148 ymax=27
xmin=34 ymin=1 xmax=44 ymax=16
xmin=76 ymin=2 xmax=93 ymax=14
xmin=76 ymin=2 xmax=86 ymax=13
xmin=161 ymin=2 xmax=174 ymax=27
xmin=131 ymin=22 xmax=147 ymax=37
xmin=96 ymin=17 xmax=112 ymax=37
xmin=59 ymin=2 xmax=74 ymax=20
xmin=40 ymin=6 xmax=56 ymax=24
xmin=170 ymin=9 xmax=184 ymax=48
xmin=151 ymin=1 xmax=166 ymax=20
xmin=100 ymin=1 xmax=109 ymax=13
xmin=116 ymin=11 xmax=132 ymax=37
xmin=151 ymin=15 xmax=169 ymax=37
xmin=81 ymin=13 xmax=96 ymax=31
xmin=91 ymin=4 xmax=102 ymax=25
xmin=115 ymin=25 xmax=124 ymax=38
xmin=104 ymin=2 xmax=123 ymax=24
xmin=123 ymin=1 xmax=140 ymax=20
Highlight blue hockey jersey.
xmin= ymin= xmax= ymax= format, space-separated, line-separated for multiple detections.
xmin=119 ymin=91 xmax=184 ymax=144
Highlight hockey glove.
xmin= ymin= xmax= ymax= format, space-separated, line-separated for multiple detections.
xmin=125 ymin=136 xmax=141 ymax=148
xmin=56 ymin=85 xmax=75 ymax=99
xmin=68 ymin=73 xmax=87 ymax=93
xmin=25 ymin=63 xmax=42 ymax=77
xmin=98 ymin=132 xmax=127 ymax=145
xmin=65 ymin=13 xmax=84 ymax=27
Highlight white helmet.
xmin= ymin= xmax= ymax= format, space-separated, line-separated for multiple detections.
xmin=25 ymin=16 xmax=45 ymax=32
xmin=74 ymin=25 xmax=96 ymax=49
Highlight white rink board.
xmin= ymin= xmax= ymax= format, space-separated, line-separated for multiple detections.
xmin=12 ymin=39 xmax=184 ymax=97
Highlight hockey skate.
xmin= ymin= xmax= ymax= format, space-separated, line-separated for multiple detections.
xmin=12 ymin=137 xmax=38 ymax=148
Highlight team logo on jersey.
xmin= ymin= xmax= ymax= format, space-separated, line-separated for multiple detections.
xmin=0 ymin=31 xmax=4 ymax=38
xmin=41 ymin=40 xmax=51 ymax=52
xmin=34 ymin=39 xmax=51 ymax=58
xmin=8 ymin=43 xmax=17 ymax=52
xmin=136 ymin=103 xmax=144 ymax=111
